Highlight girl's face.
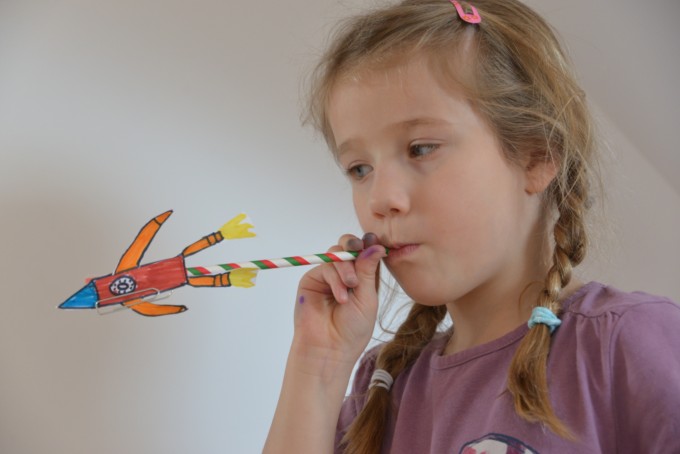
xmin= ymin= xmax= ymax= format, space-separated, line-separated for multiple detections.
xmin=328 ymin=58 xmax=549 ymax=308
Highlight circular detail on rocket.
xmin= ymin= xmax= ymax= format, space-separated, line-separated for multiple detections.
xmin=110 ymin=276 xmax=137 ymax=295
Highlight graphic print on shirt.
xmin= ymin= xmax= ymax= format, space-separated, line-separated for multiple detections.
xmin=460 ymin=433 xmax=538 ymax=454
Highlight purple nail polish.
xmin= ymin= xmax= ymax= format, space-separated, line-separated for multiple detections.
xmin=348 ymin=238 xmax=363 ymax=251
xmin=298 ymin=296 xmax=305 ymax=304
xmin=359 ymin=245 xmax=381 ymax=259
xmin=362 ymin=232 xmax=378 ymax=246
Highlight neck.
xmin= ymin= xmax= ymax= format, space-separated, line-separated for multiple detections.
xmin=442 ymin=278 xmax=537 ymax=354
xmin=442 ymin=276 xmax=583 ymax=355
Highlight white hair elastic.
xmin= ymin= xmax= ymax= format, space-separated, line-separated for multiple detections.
xmin=369 ymin=369 xmax=394 ymax=391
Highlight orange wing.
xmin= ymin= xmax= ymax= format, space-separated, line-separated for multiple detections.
xmin=124 ymin=299 xmax=187 ymax=316
xmin=115 ymin=210 xmax=173 ymax=273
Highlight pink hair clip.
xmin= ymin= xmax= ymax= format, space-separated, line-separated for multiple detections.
xmin=450 ymin=1 xmax=482 ymax=24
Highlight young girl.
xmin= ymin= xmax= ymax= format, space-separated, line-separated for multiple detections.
xmin=265 ymin=1 xmax=680 ymax=452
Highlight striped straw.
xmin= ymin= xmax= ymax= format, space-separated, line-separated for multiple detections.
xmin=186 ymin=251 xmax=360 ymax=276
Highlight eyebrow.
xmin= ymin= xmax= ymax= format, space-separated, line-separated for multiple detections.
xmin=336 ymin=138 xmax=361 ymax=157
xmin=400 ymin=117 xmax=452 ymax=128
xmin=336 ymin=117 xmax=452 ymax=157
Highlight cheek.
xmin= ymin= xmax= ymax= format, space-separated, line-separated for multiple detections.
xmin=352 ymin=190 xmax=372 ymax=231
xmin=426 ymin=170 xmax=516 ymax=251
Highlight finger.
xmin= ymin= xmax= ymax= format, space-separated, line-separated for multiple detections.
xmin=360 ymin=233 xmax=382 ymax=292
xmin=362 ymin=232 xmax=379 ymax=248
xmin=338 ymin=233 xmax=363 ymax=252
xmin=328 ymin=244 xmax=359 ymax=289
xmin=298 ymin=262 xmax=350 ymax=305
xmin=353 ymin=244 xmax=387 ymax=293
xmin=319 ymin=261 xmax=351 ymax=304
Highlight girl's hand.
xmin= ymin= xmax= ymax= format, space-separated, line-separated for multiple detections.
xmin=264 ymin=234 xmax=385 ymax=453
xmin=292 ymin=233 xmax=386 ymax=367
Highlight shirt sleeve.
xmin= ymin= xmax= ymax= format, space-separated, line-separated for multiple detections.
xmin=334 ymin=346 xmax=380 ymax=453
xmin=610 ymin=298 xmax=680 ymax=453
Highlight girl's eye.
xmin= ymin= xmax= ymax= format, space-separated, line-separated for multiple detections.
xmin=346 ymin=163 xmax=372 ymax=180
xmin=409 ymin=143 xmax=439 ymax=157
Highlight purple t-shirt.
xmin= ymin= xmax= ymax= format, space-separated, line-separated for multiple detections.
xmin=335 ymin=282 xmax=680 ymax=453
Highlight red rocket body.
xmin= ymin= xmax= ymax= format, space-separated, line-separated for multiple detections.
xmin=93 ymin=256 xmax=188 ymax=307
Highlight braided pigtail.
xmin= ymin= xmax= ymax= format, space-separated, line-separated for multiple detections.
xmin=341 ymin=303 xmax=447 ymax=454
xmin=507 ymin=155 xmax=590 ymax=438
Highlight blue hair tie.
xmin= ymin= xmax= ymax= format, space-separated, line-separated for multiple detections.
xmin=528 ymin=307 xmax=562 ymax=334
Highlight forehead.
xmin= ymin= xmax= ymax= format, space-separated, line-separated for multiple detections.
xmin=336 ymin=44 xmax=473 ymax=94
xmin=325 ymin=44 xmax=480 ymax=140
xmin=327 ymin=55 xmax=473 ymax=150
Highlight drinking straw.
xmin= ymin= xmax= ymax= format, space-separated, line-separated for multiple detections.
xmin=186 ymin=251 xmax=360 ymax=276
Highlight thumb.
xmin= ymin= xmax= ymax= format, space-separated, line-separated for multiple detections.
xmin=353 ymin=244 xmax=387 ymax=292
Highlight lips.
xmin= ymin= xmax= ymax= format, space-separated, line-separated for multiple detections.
xmin=383 ymin=243 xmax=419 ymax=262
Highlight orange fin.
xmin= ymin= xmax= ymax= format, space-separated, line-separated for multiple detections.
xmin=182 ymin=231 xmax=224 ymax=258
xmin=125 ymin=300 xmax=187 ymax=317
xmin=115 ymin=210 xmax=173 ymax=273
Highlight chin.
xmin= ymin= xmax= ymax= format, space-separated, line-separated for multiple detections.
xmin=397 ymin=284 xmax=450 ymax=307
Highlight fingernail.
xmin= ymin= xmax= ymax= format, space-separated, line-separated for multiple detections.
xmin=347 ymin=238 xmax=363 ymax=251
xmin=359 ymin=244 xmax=383 ymax=259
xmin=362 ymin=232 xmax=378 ymax=246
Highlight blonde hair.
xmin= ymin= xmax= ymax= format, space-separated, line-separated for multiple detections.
xmin=305 ymin=0 xmax=596 ymax=451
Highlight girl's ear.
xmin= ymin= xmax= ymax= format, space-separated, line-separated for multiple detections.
xmin=524 ymin=157 xmax=558 ymax=194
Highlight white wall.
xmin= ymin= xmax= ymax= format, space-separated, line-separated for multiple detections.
xmin=0 ymin=1 xmax=677 ymax=453
xmin=577 ymin=110 xmax=680 ymax=300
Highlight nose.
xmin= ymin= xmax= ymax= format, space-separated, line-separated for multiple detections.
xmin=367 ymin=164 xmax=411 ymax=218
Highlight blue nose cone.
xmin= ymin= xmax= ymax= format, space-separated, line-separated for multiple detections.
xmin=59 ymin=282 xmax=98 ymax=309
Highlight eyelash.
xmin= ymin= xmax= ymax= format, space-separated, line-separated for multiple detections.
xmin=410 ymin=143 xmax=439 ymax=157
xmin=345 ymin=143 xmax=440 ymax=180
xmin=345 ymin=163 xmax=372 ymax=180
